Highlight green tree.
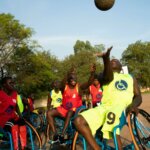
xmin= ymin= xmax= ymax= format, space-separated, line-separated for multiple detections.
xmin=9 ymin=49 xmax=61 ymax=98
xmin=0 ymin=13 xmax=33 ymax=78
xmin=73 ymin=40 xmax=104 ymax=55
xmin=61 ymin=51 xmax=103 ymax=84
xmin=0 ymin=13 xmax=63 ymax=98
xmin=121 ymin=41 xmax=150 ymax=87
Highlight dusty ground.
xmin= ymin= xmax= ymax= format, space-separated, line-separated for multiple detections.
xmin=35 ymin=93 xmax=150 ymax=150
xmin=139 ymin=93 xmax=150 ymax=113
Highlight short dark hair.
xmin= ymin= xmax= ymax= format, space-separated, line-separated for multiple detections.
xmin=67 ymin=74 xmax=77 ymax=83
xmin=1 ymin=76 xmax=12 ymax=85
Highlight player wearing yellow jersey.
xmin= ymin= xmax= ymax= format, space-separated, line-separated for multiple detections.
xmin=74 ymin=48 xmax=142 ymax=150
xmin=47 ymin=80 xmax=62 ymax=110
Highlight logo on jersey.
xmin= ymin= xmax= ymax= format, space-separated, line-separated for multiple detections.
xmin=5 ymin=106 xmax=14 ymax=114
xmin=115 ymin=80 xmax=128 ymax=91
xmin=66 ymin=102 xmax=73 ymax=109
xmin=56 ymin=98 xmax=62 ymax=103
xmin=96 ymin=93 xmax=102 ymax=100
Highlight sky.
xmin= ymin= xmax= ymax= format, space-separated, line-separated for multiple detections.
xmin=0 ymin=0 xmax=150 ymax=60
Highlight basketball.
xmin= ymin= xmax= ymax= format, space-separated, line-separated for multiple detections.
xmin=94 ymin=0 xmax=115 ymax=11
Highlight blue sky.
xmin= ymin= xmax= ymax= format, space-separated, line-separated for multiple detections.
xmin=0 ymin=0 xmax=150 ymax=60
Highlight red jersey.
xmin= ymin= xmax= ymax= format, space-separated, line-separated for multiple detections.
xmin=0 ymin=90 xmax=19 ymax=128
xmin=27 ymin=98 xmax=34 ymax=112
xmin=62 ymin=84 xmax=82 ymax=111
xmin=10 ymin=91 xmax=18 ymax=111
xmin=89 ymin=84 xmax=102 ymax=106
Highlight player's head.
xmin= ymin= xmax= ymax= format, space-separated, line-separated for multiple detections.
xmin=1 ymin=76 xmax=15 ymax=92
xmin=53 ymin=80 xmax=60 ymax=90
xmin=93 ymin=74 xmax=100 ymax=86
xmin=67 ymin=74 xmax=77 ymax=87
xmin=110 ymin=59 xmax=122 ymax=72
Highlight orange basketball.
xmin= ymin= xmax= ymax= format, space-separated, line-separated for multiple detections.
xmin=94 ymin=0 xmax=115 ymax=11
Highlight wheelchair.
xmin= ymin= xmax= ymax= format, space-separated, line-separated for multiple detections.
xmin=23 ymin=107 xmax=47 ymax=149
xmin=72 ymin=109 xmax=150 ymax=150
xmin=46 ymin=105 xmax=87 ymax=149
xmin=0 ymin=124 xmax=34 ymax=150
xmin=24 ymin=119 xmax=43 ymax=149
xmin=127 ymin=109 xmax=150 ymax=150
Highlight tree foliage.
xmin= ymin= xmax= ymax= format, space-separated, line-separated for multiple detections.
xmin=8 ymin=49 xmax=61 ymax=98
xmin=61 ymin=50 xmax=103 ymax=84
xmin=0 ymin=13 xmax=61 ymax=97
xmin=73 ymin=40 xmax=104 ymax=54
xmin=0 ymin=13 xmax=33 ymax=78
xmin=121 ymin=41 xmax=150 ymax=87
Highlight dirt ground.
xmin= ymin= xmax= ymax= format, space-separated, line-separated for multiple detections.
xmin=139 ymin=93 xmax=150 ymax=113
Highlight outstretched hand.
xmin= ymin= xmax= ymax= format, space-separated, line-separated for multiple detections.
xmin=69 ymin=65 xmax=76 ymax=75
xmin=94 ymin=46 xmax=113 ymax=58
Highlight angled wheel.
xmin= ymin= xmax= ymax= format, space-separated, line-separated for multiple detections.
xmin=24 ymin=119 xmax=42 ymax=149
xmin=72 ymin=131 xmax=87 ymax=150
xmin=128 ymin=109 xmax=150 ymax=150
xmin=29 ymin=112 xmax=43 ymax=129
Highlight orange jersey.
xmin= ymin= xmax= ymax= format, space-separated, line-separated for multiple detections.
xmin=62 ymin=84 xmax=82 ymax=110
xmin=89 ymin=84 xmax=102 ymax=106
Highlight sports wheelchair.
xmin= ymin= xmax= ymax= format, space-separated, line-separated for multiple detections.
xmin=47 ymin=105 xmax=87 ymax=149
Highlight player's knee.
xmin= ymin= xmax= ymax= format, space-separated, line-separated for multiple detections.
xmin=74 ymin=115 xmax=85 ymax=127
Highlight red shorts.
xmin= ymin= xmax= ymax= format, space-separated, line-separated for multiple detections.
xmin=57 ymin=106 xmax=76 ymax=117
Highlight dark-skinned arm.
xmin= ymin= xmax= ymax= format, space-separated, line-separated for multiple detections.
xmin=126 ymin=77 xmax=142 ymax=114
xmin=96 ymin=46 xmax=113 ymax=86
xmin=60 ymin=76 xmax=67 ymax=93
xmin=79 ymin=46 xmax=113 ymax=92
xmin=47 ymin=93 xmax=52 ymax=110
xmin=79 ymin=64 xmax=96 ymax=92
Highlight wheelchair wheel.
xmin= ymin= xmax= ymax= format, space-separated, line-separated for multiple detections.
xmin=128 ymin=109 xmax=150 ymax=150
xmin=29 ymin=112 xmax=43 ymax=129
xmin=24 ymin=119 xmax=42 ymax=149
xmin=72 ymin=131 xmax=87 ymax=150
